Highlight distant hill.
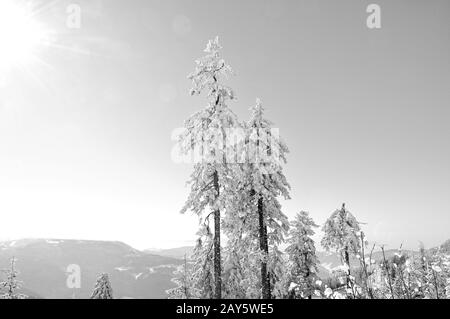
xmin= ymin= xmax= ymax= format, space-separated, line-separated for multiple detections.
xmin=0 ymin=239 xmax=182 ymax=299
xmin=145 ymin=246 xmax=194 ymax=259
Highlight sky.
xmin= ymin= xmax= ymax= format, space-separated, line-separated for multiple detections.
xmin=0 ymin=0 xmax=449 ymax=250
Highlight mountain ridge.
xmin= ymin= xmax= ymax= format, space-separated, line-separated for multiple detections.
xmin=0 ymin=238 xmax=182 ymax=299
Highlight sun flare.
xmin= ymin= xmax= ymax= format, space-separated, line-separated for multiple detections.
xmin=0 ymin=1 xmax=48 ymax=71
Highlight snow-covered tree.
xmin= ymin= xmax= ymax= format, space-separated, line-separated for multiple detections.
xmin=268 ymin=246 xmax=289 ymax=299
xmin=221 ymin=180 xmax=261 ymax=299
xmin=237 ymin=99 xmax=290 ymax=299
xmin=189 ymin=227 xmax=215 ymax=299
xmin=285 ymin=211 xmax=319 ymax=299
xmin=90 ymin=273 xmax=113 ymax=299
xmin=0 ymin=257 xmax=27 ymax=299
xmin=167 ymin=254 xmax=196 ymax=299
xmin=179 ymin=36 xmax=240 ymax=299
xmin=321 ymin=203 xmax=362 ymax=295
xmin=223 ymin=240 xmax=258 ymax=299
xmin=220 ymin=146 xmax=258 ymax=299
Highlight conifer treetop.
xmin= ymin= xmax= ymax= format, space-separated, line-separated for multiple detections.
xmin=321 ymin=203 xmax=362 ymax=256
xmin=290 ymin=211 xmax=319 ymax=237
xmin=188 ymin=36 xmax=234 ymax=101
xmin=179 ymin=36 xmax=241 ymax=217
xmin=245 ymin=98 xmax=290 ymax=200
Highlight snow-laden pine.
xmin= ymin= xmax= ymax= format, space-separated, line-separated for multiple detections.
xmin=179 ymin=36 xmax=241 ymax=299
xmin=90 ymin=273 xmax=113 ymax=299
xmin=321 ymin=203 xmax=363 ymax=297
xmin=222 ymin=99 xmax=291 ymax=299
xmin=0 ymin=257 xmax=27 ymax=299
xmin=285 ymin=211 xmax=319 ymax=299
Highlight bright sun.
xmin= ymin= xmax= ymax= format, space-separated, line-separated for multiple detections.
xmin=0 ymin=1 xmax=48 ymax=71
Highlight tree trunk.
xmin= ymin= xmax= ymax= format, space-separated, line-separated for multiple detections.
xmin=344 ymin=248 xmax=351 ymax=275
xmin=304 ymin=252 xmax=312 ymax=299
xmin=213 ymin=170 xmax=222 ymax=299
xmin=183 ymin=254 xmax=189 ymax=299
xmin=258 ymin=196 xmax=271 ymax=299
xmin=344 ymin=247 xmax=354 ymax=297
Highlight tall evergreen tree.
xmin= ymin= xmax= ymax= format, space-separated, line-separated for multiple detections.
xmin=90 ymin=273 xmax=113 ymax=299
xmin=285 ymin=211 xmax=319 ymax=299
xmin=0 ymin=257 xmax=27 ymax=299
xmin=240 ymin=99 xmax=290 ymax=299
xmin=179 ymin=36 xmax=240 ymax=299
xmin=321 ymin=203 xmax=361 ymax=294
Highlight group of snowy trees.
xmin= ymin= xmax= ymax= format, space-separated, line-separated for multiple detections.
xmin=366 ymin=244 xmax=450 ymax=300
xmin=173 ymin=36 xmax=292 ymax=299
xmin=169 ymin=37 xmax=450 ymax=300
xmin=170 ymin=36 xmax=318 ymax=299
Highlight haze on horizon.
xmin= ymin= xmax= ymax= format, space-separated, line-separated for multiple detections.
xmin=0 ymin=0 xmax=449 ymax=251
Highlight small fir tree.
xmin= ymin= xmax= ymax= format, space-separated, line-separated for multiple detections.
xmin=321 ymin=203 xmax=362 ymax=296
xmin=90 ymin=273 xmax=113 ymax=299
xmin=0 ymin=257 xmax=27 ymax=299
xmin=285 ymin=211 xmax=319 ymax=299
